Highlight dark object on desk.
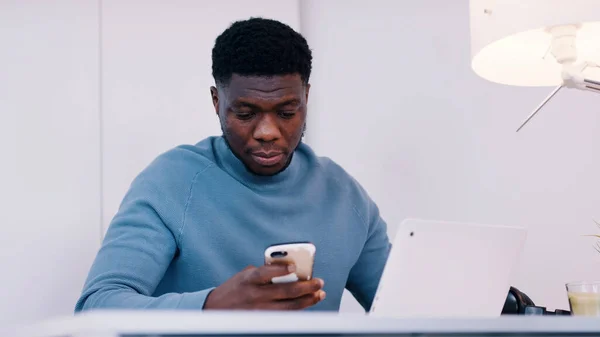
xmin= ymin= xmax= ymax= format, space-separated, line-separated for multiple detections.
xmin=501 ymin=286 xmax=571 ymax=315
xmin=502 ymin=286 xmax=535 ymax=314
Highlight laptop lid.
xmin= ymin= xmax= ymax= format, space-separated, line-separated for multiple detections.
xmin=369 ymin=218 xmax=527 ymax=317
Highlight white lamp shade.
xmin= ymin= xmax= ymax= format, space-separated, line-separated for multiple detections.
xmin=470 ymin=0 xmax=600 ymax=87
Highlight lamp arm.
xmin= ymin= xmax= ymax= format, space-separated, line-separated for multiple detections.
xmin=516 ymin=61 xmax=599 ymax=132
xmin=516 ymin=85 xmax=563 ymax=132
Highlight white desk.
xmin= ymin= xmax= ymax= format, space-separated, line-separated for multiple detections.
xmin=6 ymin=311 xmax=600 ymax=337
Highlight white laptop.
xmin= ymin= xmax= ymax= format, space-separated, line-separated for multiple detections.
xmin=369 ymin=218 xmax=527 ymax=318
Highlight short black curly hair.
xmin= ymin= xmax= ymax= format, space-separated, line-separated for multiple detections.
xmin=211 ymin=17 xmax=312 ymax=87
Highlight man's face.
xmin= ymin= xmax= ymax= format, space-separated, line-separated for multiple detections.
xmin=211 ymin=74 xmax=309 ymax=176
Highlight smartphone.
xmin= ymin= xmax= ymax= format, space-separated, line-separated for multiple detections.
xmin=264 ymin=241 xmax=316 ymax=284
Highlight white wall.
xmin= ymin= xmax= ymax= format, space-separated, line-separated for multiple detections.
xmin=0 ymin=1 xmax=101 ymax=327
xmin=301 ymin=0 xmax=600 ymax=311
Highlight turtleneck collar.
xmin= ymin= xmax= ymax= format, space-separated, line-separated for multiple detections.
xmin=212 ymin=136 xmax=305 ymax=192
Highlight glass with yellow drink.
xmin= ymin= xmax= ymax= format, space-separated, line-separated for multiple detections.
xmin=566 ymin=281 xmax=600 ymax=316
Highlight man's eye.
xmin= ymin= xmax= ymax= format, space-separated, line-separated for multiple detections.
xmin=278 ymin=111 xmax=296 ymax=119
xmin=236 ymin=112 xmax=255 ymax=120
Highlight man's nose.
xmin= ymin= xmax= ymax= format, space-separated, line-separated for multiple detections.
xmin=253 ymin=114 xmax=281 ymax=142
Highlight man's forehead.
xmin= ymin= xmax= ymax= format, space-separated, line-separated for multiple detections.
xmin=226 ymin=74 xmax=305 ymax=98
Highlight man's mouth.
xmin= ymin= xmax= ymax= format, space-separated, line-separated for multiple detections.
xmin=251 ymin=151 xmax=284 ymax=166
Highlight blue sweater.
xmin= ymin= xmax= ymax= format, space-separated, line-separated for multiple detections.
xmin=75 ymin=136 xmax=391 ymax=312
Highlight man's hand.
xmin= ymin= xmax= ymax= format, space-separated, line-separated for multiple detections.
xmin=203 ymin=264 xmax=326 ymax=310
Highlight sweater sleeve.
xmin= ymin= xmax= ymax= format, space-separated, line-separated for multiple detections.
xmin=345 ymin=191 xmax=391 ymax=312
xmin=74 ymin=176 xmax=213 ymax=312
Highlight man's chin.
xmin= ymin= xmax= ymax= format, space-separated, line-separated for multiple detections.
xmin=250 ymin=163 xmax=285 ymax=176
xmin=246 ymin=155 xmax=292 ymax=176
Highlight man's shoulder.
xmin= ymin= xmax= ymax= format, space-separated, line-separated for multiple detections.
xmin=306 ymin=146 xmax=376 ymax=208
xmin=308 ymin=149 xmax=382 ymax=231
xmin=133 ymin=137 xmax=218 ymax=193
xmin=305 ymin=147 xmax=365 ymax=195
xmin=314 ymin=155 xmax=353 ymax=183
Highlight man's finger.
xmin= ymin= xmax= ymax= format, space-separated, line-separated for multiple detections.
xmin=273 ymin=290 xmax=326 ymax=310
xmin=247 ymin=263 xmax=296 ymax=285
xmin=261 ymin=278 xmax=324 ymax=300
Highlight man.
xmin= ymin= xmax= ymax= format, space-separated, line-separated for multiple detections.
xmin=75 ymin=17 xmax=390 ymax=312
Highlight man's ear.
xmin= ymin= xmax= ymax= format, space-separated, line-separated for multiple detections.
xmin=305 ymin=83 xmax=311 ymax=104
xmin=210 ymin=86 xmax=219 ymax=116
